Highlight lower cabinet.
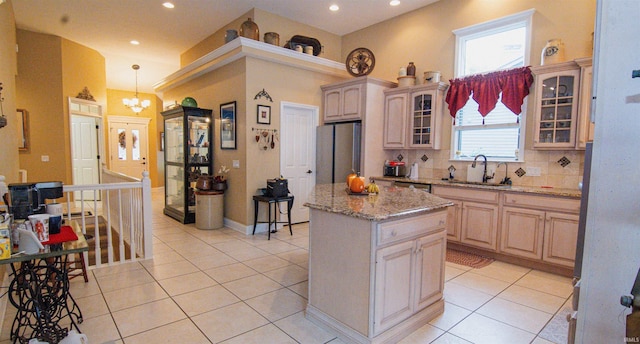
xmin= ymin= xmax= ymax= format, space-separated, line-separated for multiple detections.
xmin=500 ymin=207 xmax=545 ymax=260
xmin=432 ymin=186 xmax=499 ymax=251
xmin=373 ymin=230 xmax=445 ymax=334
xmin=543 ymin=212 xmax=579 ymax=267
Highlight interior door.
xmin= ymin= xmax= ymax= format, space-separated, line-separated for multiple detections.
xmin=280 ymin=102 xmax=318 ymax=223
xmin=108 ymin=117 xmax=150 ymax=179
xmin=71 ymin=114 xmax=101 ymax=200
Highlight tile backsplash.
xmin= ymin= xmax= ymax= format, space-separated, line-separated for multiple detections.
xmin=386 ymin=149 xmax=584 ymax=190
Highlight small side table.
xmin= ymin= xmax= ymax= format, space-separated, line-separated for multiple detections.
xmin=252 ymin=194 xmax=294 ymax=240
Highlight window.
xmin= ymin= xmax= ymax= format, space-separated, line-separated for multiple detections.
xmin=451 ymin=9 xmax=534 ymax=161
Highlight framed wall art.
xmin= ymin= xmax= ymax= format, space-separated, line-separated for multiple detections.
xmin=257 ymin=105 xmax=271 ymax=125
xmin=17 ymin=109 xmax=29 ymax=151
xmin=220 ymin=101 xmax=237 ymax=149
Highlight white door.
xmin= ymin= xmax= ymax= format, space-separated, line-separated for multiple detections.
xmin=108 ymin=117 xmax=150 ymax=179
xmin=71 ymin=115 xmax=101 ymax=200
xmin=280 ymin=102 xmax=318 ymax=223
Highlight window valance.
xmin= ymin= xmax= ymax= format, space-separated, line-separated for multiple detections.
xmin=445 ymin=66 xmax=534 ymax=124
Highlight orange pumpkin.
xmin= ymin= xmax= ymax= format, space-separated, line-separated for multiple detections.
xmin=346 ymin=172 xmax=358 ymax=187
xmin=350 ymin=176 xmax=366 ymax=193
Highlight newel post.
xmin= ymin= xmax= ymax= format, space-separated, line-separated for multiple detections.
xmin=141 ymin=171 xmax=153 ymax=259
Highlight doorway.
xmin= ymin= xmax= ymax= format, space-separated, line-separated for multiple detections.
xmin=69 ymin=97 xmax=103 ymax=201
xmin=280 ymin=102 xmax=319 ymax=224
xmin=107 ymin=116 xmax=150 ymax=179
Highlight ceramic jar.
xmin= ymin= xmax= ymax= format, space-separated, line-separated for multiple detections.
xmin=406 ymin=62 xmax=416 ymax=76
xmin=424 ymin=71 xmax=441 ymax=83
xmin=225 ymin=29 xmax=238 ymax=43
xmin=239 ymin=18 xmax=259 ymax=40
xmin=541 ymin=38 xmax=565 ymax=65
xmin=264 ymin=32 xmax=279 ymax=46
xmin=196 ymin=175 xmax=214 ymax=190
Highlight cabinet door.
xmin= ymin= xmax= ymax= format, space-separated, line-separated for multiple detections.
xmin=533 ymin=69 xmax=581 ymax=149
xmin=460 ymin=201 xmax=499 ymax=250
xmin=414 ymin=231 xmax=446 ymax=311
xmin=383 ymin=93 xmax=408 ymax=148
xmin=577 ymin=65 xmax=595 ymax=149
xmin=341 ymin=84 xmax=363 ymax=120
xmin=408 ymin=91 xmax=436 ymax=149
xmin=323 ymin=88 xmax=342 ymax=121
xmin=445 ymin=199 xmax=462 ymax=242
xmin=374 ymin=240 xmax=414 ymax=334
xmin=500 ymin=207 xmax=545 ymax=259
xmin=543 ymin=212 xmax=579 ymax=267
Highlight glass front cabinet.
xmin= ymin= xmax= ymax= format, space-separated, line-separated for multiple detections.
xmin=531 ymin=62 xmax=581 ymax=149
xmin=162 ymin=106 xmax=213 ymax=223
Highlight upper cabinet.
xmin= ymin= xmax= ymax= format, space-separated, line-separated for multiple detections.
xmin=322 ymin=81 xmax=364 ymax=122
xmin=531 ymin=58 xmax=593 ymax=150
xmin=383 ymin=82 xmax=447 ymax=150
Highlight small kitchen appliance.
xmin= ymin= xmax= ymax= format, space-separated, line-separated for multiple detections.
xmin=8 ymin=181 xmax=63 ymax=220
xmin=383 ymin=161 xmax=406 ymax=177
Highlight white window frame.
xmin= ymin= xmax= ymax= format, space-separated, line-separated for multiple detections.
xmin=450 ymin=9 xmax=535 ymax=162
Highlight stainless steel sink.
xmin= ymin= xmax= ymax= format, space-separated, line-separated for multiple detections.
xmin=444 ymin=180 xmax=512 ymax=189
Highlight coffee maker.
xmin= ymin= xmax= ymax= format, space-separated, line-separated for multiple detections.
xmin=8 ymin=181 xmax=63 ymax=219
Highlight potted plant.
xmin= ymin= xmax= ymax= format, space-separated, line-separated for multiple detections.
xmin=212 ymin=165 xmax=229 ymax=191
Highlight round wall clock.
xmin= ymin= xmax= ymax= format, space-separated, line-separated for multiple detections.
xmin=346 ymin=47 xmax=375 ymax=77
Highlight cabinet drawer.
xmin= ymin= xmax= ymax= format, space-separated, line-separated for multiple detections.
xmin=432 ymin=186 xmax=499 ymax=204
xmin=377 ymin=211 xmax=446 ymax=246
xmin=503 ymin=193 xmax=580 ymax=213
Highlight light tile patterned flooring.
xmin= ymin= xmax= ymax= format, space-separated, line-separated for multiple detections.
xmin=0 ymin=190 xmax=572 ymax=343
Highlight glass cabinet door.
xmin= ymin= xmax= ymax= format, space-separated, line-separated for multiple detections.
xmin=165 ymin=117 xmax=184 ymax=163
xmin=409 ymin=92 xmax=434 ymax=148
xmin=534 ymin=69 xmax=580 ymax=148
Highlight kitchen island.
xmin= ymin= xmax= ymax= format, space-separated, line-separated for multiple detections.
xmin=304 ymin=183 xmax=453 ymax=344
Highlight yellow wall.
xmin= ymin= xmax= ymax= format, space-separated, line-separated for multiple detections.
xmin=105 ymin=89 xmax=164 ymax=187
xmin=16 ymin=30 xmax=66 ymax=183
xmin=0 ymin=0 xmax=19 ymax=183
xmin=16 ymin=30 xmax=107 ymax=185
xmin=181 ymin=8 xmax=342 ymax=67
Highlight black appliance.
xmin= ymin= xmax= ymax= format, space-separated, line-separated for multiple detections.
xmin=8 ymin=181 xmax=63 ymax=219
xmin=266 ymin=178 xmax=289 ymax=198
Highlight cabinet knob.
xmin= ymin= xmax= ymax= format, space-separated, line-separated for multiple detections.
xmin=390 ymin=230 xmax=397 ymax=237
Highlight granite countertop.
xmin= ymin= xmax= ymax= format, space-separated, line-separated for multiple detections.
xmin=373 ymin=176 xmax=581 ymax=198
xmin=304 ymin=183 xmax=453 ymax=222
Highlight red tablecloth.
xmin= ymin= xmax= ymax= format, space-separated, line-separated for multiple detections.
xmin=41 ymin=225 xmax=78 ymax=245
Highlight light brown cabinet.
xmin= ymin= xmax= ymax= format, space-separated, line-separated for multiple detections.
xmin=383 ymin=82 xmax=447 ymax=149
xmin=432 ymin=186 xmax=499 ymax=251
xmin=374 ymin=213 xmax=446 ymax=334
xmin=501 ymin=192 xmax=580 ymax=268
xmin=531 ymin=58 xmax=594 ymax=150
xmin=322 ymin=82 xmax=364 ymax=122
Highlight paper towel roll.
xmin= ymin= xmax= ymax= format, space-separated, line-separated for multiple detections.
xmin=46 ymin=203 xmax=63 ymax=216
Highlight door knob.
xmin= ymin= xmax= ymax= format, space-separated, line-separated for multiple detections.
xmin=306 ymin=170 xmax=312 ymax=174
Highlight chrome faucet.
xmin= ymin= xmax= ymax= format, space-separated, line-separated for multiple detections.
xmin=497 ymin=162 xmax=512 ymax=185
xmin=472 ymin=154 xmax=494 ymax=183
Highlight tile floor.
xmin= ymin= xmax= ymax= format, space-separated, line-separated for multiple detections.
xmin=0 ymin=190 xmax=573 ymax=343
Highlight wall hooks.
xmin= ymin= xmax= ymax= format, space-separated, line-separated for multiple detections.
xmin=254 ymin=88 xmax=273 ymax=102
xmin=252 ymin=128 xmax=278 ymax=150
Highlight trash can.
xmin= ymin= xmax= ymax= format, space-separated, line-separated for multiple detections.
xmin=195 ymin=190 xmax=224 ymax=229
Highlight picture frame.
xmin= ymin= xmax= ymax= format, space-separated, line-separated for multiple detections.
xmin=16 ymin=109 xmax=29 ymax=152
xmin=257 ymin=105 xmax=271 ymax=125
xmin=160 ymin=132 xmax=164 ymax=151
xmin=220 ymin=101 xmax=237 ymax=149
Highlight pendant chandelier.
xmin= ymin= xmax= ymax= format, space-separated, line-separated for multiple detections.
xmin=122 ymin=64 xmax=150 ymax=113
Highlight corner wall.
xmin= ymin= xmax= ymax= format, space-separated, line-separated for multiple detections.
xmin=0 ymin=0 xmax=19 ymax=183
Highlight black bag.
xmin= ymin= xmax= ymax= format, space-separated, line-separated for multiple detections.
xmin=267 ymin=178 xmax=289 ymax=197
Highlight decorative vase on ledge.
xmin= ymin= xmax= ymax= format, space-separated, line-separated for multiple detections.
xmin=211 ymin=181 xmax=227 ymax=192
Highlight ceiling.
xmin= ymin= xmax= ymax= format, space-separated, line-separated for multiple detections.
xmin=12 ymin=0 xmax=438 ymax=94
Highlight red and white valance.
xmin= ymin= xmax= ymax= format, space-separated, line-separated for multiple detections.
xmin=445 ymin=66 xmax=534 ymax=124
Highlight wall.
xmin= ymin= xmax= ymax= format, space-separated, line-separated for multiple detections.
xmin=0 ymin=0 xmax=19 ymax=183
xmin=342 ymin=0 xmax=596 ymax=189
xmin=181 ymin=8 xmax=342 ymax=67
xmin=105 ymin=89 xmax=164 ymax=187
xmin=15 ymin=30 xmax=66 ymax=183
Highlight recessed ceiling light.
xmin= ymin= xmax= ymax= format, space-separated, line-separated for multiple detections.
xmin=329 ymin=4 xmax=339 ymax=11
xmin=390 ymin=0 xmax=401 ymax=6
xmin=130 ymin=40 xmax=140 ymax=45
xmin=162 ymin=2 xmax=175 ymax=9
